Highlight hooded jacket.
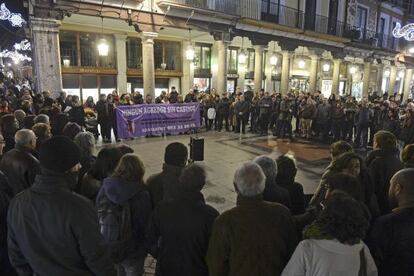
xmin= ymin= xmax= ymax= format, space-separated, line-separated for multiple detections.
xmin=96 ymin=176 xmax=152 ymax=259
xmin=282 ymin=239 xmax=377 ymax=276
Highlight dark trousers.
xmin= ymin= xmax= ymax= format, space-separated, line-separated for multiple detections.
xmin=217 ymin=112 xmax=229 ymax=131
xmin=236 ymin=116 xmax=247 ymax=133
xmin=315 ymin=122 xmax=329 ymax=140
xmin=332 ymin=121 xmax=343 ymax=141
xmin=100 ymin=120 xmax=111 ymax=140
xmin=343 ymin=121 xmax=354 ymax=141
xmin=259 ymin=113 xmax=270 ymax=134
xmin=355 ymin=125 xmax=368 ymax=148
xmin=276 ymin=119 xmax=292 ymax=138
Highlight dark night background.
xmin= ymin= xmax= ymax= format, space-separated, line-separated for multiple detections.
xmin=0 ymin=0 xmax=28 ymax=50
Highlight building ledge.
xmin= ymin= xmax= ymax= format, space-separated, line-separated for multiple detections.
xmin=240 ymin=18 xmax=351 ymax=44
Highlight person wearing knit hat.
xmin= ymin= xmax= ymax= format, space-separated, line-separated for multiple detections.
xmin=7 ymin=135 xmax=116 ymax=275
xmin=39 ymin=135 xmax=81 ymax=173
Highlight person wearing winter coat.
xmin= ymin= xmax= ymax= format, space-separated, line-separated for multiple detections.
xmin=147 ymin=142 xmax=188 ymax=207
xmin=206 ymin=162 xmax=298 ymax=276
xmin=7 ymin=136 xmax=116 ymax=276
xmin=216 ymin=93 xmax=231 ymax=132
xmin=147 ymin=164 xmax=219 ymax=276
xmin=96 ymin=154 xmax=152 ymax=275
xmin=367 ymin=169 xmax=414 ymax=276
xmin=354 ymin=101 xmax=372 ymax=150
xmin=366 ymin=131 xmax=403 ymax=215
xmin=68 ymin=95 xmax=85 ymax=127
xmin=283 ymin=192 xmax=377 ymax=276
xmin=314 ymin=98 xmax=331 ymax=140
xmin=234 ymin=95 xmax=250 ymax=134
xmin=0 ymin=129 xmax=40 ymax=196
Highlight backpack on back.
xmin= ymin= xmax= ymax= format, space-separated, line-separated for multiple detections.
xmin=96 ymin=194 xmax=133 ymax=262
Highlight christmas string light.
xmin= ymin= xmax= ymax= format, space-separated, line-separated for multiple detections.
xmin=393 ymin=22 xmax=414 ymax=41
xmin=13 ymin=39 xmax=31 ymax=51
xmin=0 ymin=49 xmax=31 ymax=64
xmin=0 ymin=3 xmax=26 ymax=27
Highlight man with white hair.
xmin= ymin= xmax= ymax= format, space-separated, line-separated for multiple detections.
xmin=207 ymin=162 xmax=298 ymax=276
xmin=0 ymin=129 xmax=40 ymax=196
xmin=34 ymin=114 xmax=50 ymax=125
xmin=253 ymin=155 xmax=291 ymax=208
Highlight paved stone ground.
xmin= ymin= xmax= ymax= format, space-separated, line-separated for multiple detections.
xmin=100 ymin=131 xmax=332 ymax=275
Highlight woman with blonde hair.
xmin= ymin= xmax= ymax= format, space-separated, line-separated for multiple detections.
xmin=96 ymin=154 xmax=152 ymax=276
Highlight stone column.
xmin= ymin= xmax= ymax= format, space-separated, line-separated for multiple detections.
xmin=403 ymin=68 xmax=413 ymax=103
xmin=375 ymin=65 xmax=384 ymax=95
xmin=309 ymin=56 xmax=318 ymax=93
xmin=332 ymin=59 xmax=341 ymax=95
xmin=265 ymin=52 xmax=274 ymax=92
xmin=389 ymin=65 xmax=397 ymax=95
xmin=253 ymin=45 xmax=265 ymax=92
xmin=30 ymin=17 xmax=62 ymax=97
xmin=141 ymin=32 xmax=158 ymax=99
xmin=280 ymin=51 xmax=290 ymax=95
xmin=216 ymin=40 xmax=228 ymax=93
xmin=182 ymin=41 xmax=195 ymax=95
xmin=114 ymin=34 xmax=127 ymax=94
xmin=362 ymin=62 xmax=371 ymax=99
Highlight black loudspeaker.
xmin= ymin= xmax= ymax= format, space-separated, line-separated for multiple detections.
xmin=190 ymin=137 xmax=204 ymax=161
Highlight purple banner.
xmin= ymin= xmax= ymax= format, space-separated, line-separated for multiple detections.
xmin=116 ymin=103 xmax=200 ymax=139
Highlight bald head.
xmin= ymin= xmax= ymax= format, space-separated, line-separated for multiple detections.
xmin=389 ymin=169 xmax=414 ymax=209
xmin=392 ymin=169 xmax=414 ymax=194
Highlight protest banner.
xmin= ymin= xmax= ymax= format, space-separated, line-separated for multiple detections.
xmin=116 ymin=103 xmax=200 ymax=139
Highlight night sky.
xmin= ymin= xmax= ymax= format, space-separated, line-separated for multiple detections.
xmin=0 ymin=0 xmax=28 ymax=49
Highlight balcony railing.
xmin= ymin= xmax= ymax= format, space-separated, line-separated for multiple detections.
xmin=261 ymin=1 xmax=401 ymax=51
xmin=173 ymin=0 xmax=240 ymax=16
xmin=165 ymin=0 xmax=401 ymax=51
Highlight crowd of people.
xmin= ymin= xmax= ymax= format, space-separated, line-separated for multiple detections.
xmin=1 ymin=77 xmax=414 ymax=276
xmin=1 ymin=77 xmax=414 ymax=149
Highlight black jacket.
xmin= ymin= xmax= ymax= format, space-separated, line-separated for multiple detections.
xmin=0 ymin=171 xmax=15 ymax=275
xmin=366 ymin=148 xmax=403 ymax=215
xmin=7 ymin=172 xmax=116 ymax=276
xmin=277 ymin=177 xmax=305 ymax=215
xmin=263 ymin=178 xmax=292 ymax=209
xmin=96 ymin=100 xmax=115 ymax=124
xmin=367 ymin=207 xmax=414 ymax=276
xmin=147 ymin=164 xmax=184 ymax=207
xmin=234 ymin=101 xmax=250 ymax=118
xmin=0 ymin=145 xmax=40 ymax=196
xmin=69 ymin=105 xmax=85 ymax=127
xmin=147 ymin=191 xmax=219 ymax=276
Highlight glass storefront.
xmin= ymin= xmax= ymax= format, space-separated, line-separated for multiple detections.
xmin=126 ymin=38 xmax=143 ymax=69
xmin=194 ymin=78 xmax=210 ymax=91
xmin=62 ymin=74 xmax=116 ymax=102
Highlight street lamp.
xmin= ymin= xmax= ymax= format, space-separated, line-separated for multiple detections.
xmin=185 ymin=28 xmax=195 ymax=61
xmin=298 ymin=59 xmax=306 ymax=69
xmin=97 ymin=17 xmax=109 ymax=57
xmin=238 ymin=37 xmax=247 ymax=64
xmin=270 ymin=53 xmax=278 ymax=66
xmin=185 ymin=44 xmax=195 ymax=61
xmin=349 ymin=65 xmax=357 ymax=75
xmin=322 ymin=63 xmax=330 ymax=72
xmin=63 ymin=58 xmax=70 ymax=67
xmin=97 ymin=38 xmax=109 ymax=56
